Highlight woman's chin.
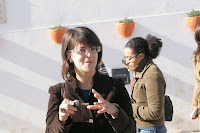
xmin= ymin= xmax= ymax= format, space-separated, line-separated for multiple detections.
xmin=128 ymin=69 xmax=133 ymax=72
xmin=127 ymin=67 xmax=133 ymax=71
xmin=84 ymin=67 xmax=96 ymax=73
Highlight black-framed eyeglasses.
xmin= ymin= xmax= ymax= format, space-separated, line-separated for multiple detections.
xmin=122 ymin=54 xmax=138 ymax=65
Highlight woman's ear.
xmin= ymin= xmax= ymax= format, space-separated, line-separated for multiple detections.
xmin=138 ymin=53 xmax=145 ymax=60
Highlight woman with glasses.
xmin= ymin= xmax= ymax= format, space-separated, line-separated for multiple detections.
xmin=45 ymin=27 xmax=136 ymax=133
xmin=123 ymin=34 xmax=167 ymax=133
xmin=192 ymin=23 xmax=200 ymax=128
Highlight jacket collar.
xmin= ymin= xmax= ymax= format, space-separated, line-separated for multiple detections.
xmin=135 ymin=59 xmax=154 ymax=79
xmin=133 ymin=57 xmax=149 ymax=72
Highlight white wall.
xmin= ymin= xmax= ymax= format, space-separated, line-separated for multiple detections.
xmin=0 ymin=0 xmax=200 ymax=132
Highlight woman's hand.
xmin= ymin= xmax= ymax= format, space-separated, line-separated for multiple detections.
xmin=59 ymin=99 xmax=77 ymax=123
xmin=193 ymin=115 xmax=198 ymax=119
xmin=87 ymin=89 xmax=119 ymax=118
xmin=191 ymin=106 xmax=198 ymax=120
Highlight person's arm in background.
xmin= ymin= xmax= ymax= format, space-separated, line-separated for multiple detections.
xmin=192 ymin=57 xmax=200 ymax=110
xmin=192 ymin=76 xmax=200 ymax=109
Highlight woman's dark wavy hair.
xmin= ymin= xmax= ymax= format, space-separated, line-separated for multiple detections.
xmin=193 ymin=22 xmax=200 ymax=58
xmin=125 ymin=34 xmax=162 ymax=59
xmin=61 ymin=27 xmax=102 ymax=80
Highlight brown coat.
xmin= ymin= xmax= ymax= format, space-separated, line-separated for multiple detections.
xmin=131 ymin=59 xmax=166 ymax=127
xmin=45 ymin=72 xmax=136 ymax=133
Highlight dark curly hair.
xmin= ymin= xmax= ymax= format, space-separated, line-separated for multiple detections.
xmin=125 ymin=34 xmax=162 ymax=59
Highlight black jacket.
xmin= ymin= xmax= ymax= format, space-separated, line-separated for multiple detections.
xmin=45 ymin=72 xmax=136 ymax=133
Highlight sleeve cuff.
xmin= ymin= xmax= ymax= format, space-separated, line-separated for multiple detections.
xmin=132 ymin=103 xmax=139 ymax=118
xmin=105 ymin=107 xmax=126 ymax=122
xmin=65 ymin=116 xmax=73 ymax=127
xmin=104 ymin=107 xmax=134 ymax=133
xmin=55 ymin=113 xmax=72 ymax=130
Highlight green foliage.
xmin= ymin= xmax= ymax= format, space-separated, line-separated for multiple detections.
xmin=187 ymin=9 xmax=200 ymax=17
xmin=119 ymin=18 xmax=134 ymax=23
xmin=50 ymin=25 xmax=67 ymax=30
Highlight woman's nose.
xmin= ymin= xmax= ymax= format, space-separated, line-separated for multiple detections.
xmin=126 ymin=59 xmax=130 ymax=65
xmin=85 ymin=49 xmax=92 ymax=56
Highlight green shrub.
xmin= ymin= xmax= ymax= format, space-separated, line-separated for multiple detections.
xmin=50 ymin=25 xmax=67 ymax=30
xmin=119 ymin=18 xmax=134 ymax=23
xmin=187 ymin=9 xmax=200 ymax=17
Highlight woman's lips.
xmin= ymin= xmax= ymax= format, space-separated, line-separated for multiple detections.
xmin=84 ymin=61 xmax=93 ymax=64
